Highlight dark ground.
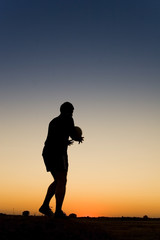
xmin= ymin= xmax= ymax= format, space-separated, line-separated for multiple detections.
xmin=1 ymin=215 xmax=160 ymax=240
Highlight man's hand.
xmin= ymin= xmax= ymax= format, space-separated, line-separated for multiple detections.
xmin=78 ymin=136 xmax=84 ymax=144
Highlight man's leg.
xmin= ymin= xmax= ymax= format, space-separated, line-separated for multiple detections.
xmin=39 ymin=177 xmax=57 ymax=216
xmin=54 ymin=171 xmax=67 ymax=214
xmin=42 ymin=181 xmax=56 ymax=207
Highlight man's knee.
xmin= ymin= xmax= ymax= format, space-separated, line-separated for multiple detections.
xmin=55 ymin=171 xmax=67 ymax=185
xmin=60 ymin=174 xmax=67 ymax=186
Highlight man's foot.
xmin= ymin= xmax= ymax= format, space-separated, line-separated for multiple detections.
xmin=39 ymin=205 xmax=54 ymax=217
xmin=54 ymin=210 xmax=68 ymax=219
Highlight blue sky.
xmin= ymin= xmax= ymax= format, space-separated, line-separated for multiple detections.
xmin=1 ymin=0 xmax=160 ymax=93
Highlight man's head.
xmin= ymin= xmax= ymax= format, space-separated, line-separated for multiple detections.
xmin=60 ymin=102 xmax=74 ymax=117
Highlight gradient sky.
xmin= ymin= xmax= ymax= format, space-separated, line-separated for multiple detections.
xmin=0 ymin=0 xmax=160 ymax=217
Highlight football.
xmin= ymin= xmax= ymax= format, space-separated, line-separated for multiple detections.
xmin=72 ymin=126 xmax=83 ymax=141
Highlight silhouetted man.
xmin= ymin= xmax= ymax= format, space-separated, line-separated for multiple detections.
xmin=39 ymin=102 xmax=83 ymax=218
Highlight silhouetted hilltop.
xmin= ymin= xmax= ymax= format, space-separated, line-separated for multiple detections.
xmin=0 ymin=214 xmax=160 ymax=240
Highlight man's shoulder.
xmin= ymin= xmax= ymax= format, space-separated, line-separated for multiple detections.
xmin=49 ymin=116 xmax=60 ymax=126
xmin=49 ymin=115 xmax=74 ymax=126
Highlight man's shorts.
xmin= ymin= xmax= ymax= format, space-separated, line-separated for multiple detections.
xmin=42 ymin=146 xmax=68 ymax=172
